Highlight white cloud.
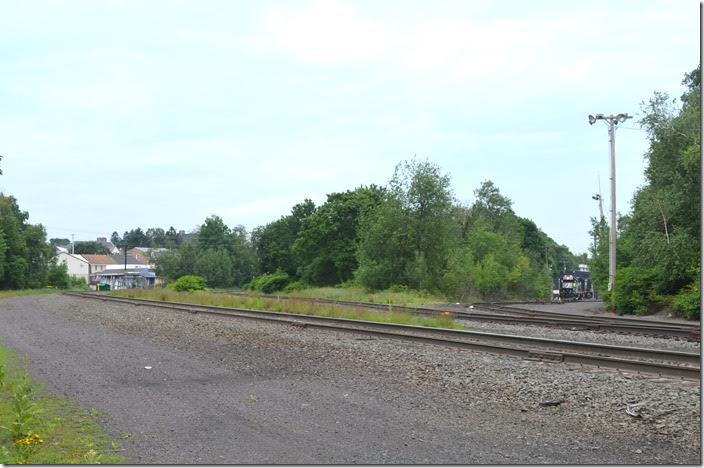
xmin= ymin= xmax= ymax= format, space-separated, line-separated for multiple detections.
xmin=242 ymin=0 xmax=696 ymax=94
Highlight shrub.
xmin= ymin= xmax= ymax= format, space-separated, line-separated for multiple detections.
xmin=170 ymin=275 xmax=206 ymax=292
xmin=388 ymin=284 xmax=409 ymax=293
xmin=246 ymin=271 xmax=290 ymax=294
xmin=615 ymin=267 xmax=658 ymax=315
xmin=673 ymin=282 xmax=700 ymax=320
xmin=46 ymin=261 xmax=70 ymax=289
xmin=69 ymin=276 xmax=87 ymax=290
xmin=283 ymin=280 xmax=307 ymax=293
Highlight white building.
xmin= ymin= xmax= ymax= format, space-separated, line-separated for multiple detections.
xmin=56 ymin=251 xmax=90 ymax=283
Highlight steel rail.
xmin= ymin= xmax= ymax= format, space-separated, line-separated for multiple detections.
xmin=470 ymin=303 xmax=700 ymax=339
xmin=221 ymin=291 xmax=700 ymax=340
xmin=64 ymin=292 xmax=700 ymax=379
xmin=471 ymin=302 xmax=699 ymax=328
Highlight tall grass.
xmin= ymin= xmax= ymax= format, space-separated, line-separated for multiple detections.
xmin=277 ymin=286 xmax=447 ymax=306
xmin=111 ymin=289 xmax=462 ymax=330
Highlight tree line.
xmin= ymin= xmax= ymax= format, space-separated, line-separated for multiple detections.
xmin=150 ymin=159 xmax=580 ymax=300
xmin=589 ymin=66 xmax=700 ymax=318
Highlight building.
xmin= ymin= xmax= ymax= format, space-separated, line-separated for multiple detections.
xmin=81 ymin=254 xmax=148 ymax=284
xmin=80 ymin=255 xmax=117 ymax=281
xmin=96 ymin=237 xmax=121 ymax=254
xmin=126 ymin=247 xmax=168 ymax=267
xmin=95 ymin=268 xmax=157 ymax=290
xmin=105 ymin=254 xmax=149 ymax=270
xmin=55 ymin=251 xmax=90 ymax=283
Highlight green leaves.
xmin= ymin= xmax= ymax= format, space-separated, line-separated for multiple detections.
xmin=0 ymin=194 xmax=52 ymax=289
xmin=357 ymin=160 xmax=456 ymax=291
xmin=609 ymin=65 xmax=700 ymax=315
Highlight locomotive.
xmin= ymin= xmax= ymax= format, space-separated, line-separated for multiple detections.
xmin=551 ymin=264 xmax=595 ymax=302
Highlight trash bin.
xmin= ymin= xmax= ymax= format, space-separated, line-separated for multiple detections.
xmin=98 ymin=284 xmax=110 ymax=291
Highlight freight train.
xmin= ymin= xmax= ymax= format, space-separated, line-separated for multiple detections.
xmin=551 ymin=264 xmax=595 ymax=302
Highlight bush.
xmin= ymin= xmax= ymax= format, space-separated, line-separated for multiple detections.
xmin=69 ymin=275 xmax=88 ymax=290
xmin=283 ymin=280 xmax=308 ymax=293
xmin=615 ymin=267 xmax=658 ymax=315
xmin=388 ymin=284 xmax=409 ymax=293
xmin=47 ymin=261 xmax=70 ymax=289
xmin=246 ymin=271 xmax=290 ymax=294
xmin=673 ymin=282 xmax=700 ymax=320
xmin=170 ymin=275 xmax=206 ymax=292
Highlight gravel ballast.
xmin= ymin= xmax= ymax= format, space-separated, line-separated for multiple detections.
xmin=0 ymin=294 xmax=700 ymax=464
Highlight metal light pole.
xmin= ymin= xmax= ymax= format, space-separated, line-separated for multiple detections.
xmin=588 ymin=113 xmax=631 ymax=310
xmin=591 ymin=193 xmax=604 ymax=220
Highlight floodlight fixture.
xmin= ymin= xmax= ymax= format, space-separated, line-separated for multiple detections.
xmin=616 ymin=113 xmax=631 ymax=123
xmin=587 ymin=111 xmax=631 ymax=310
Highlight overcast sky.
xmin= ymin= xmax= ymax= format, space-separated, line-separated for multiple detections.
xmin=0 ymin=0 xmax=699 ymax=254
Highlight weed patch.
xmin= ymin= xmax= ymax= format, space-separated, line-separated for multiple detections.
xmin=0 ymin=347 xmax=124 ymax=464
xmin=111 ymin=289 xmax=463 ymax=330
xmin=0 ymin=289 xmax=59 ymax=300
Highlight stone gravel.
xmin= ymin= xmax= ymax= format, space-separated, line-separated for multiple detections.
xmin=0 ymin=294 xmax=700 ymax=464
xmin=454 ymin=318 xmax=700 ymax=353
xmin=426 ymin=301 xmax=700 ymax=353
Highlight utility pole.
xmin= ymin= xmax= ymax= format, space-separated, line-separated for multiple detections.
xmin=71 ymin=233 xmax=74 ymax=254
xmin=545 ymin=245 xmax=549 ymax=271
xmin=592 ymin=175 xmax=604 ymax=220
xmin=588 ymin=113 xmax=631 ymax=310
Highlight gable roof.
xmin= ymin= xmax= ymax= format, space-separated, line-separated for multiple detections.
xmin=81 ymin=254 xmax=118 ymax=265
xmin=108 ymin=254 xmax=147 ymax=265
xmin=56 ymin=251 xmax=89 ymax=264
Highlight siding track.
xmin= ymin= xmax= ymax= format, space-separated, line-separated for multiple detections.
xmin=221 ymin=292 xmax=700 ymax=341
xmin=65 ymin=292 xmax=700 ymax=380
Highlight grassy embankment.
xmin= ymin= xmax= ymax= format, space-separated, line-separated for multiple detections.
xmin=282 ymin=286 xmax=448 ymax=306
xmin=0 ymin=347 xmax=124 ymax=464
xmin=111 ymin=289 xmax=462 ymax=330
xmin=0 ymin=288 xmax=60 ymax=300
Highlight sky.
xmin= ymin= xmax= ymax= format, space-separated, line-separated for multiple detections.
xmin=0 ymin=0 xmax=699 ymax=254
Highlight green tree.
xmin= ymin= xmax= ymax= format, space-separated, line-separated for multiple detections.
xmin=165 ymin=227 xmax=182 ymax=248
xmin=252 ymin=199 xmax=315 ymax=276
xmin=0 ymin=194 xmax=52 ymax=289
xmin=228 ymin=225 xmax=258 ymax=286
xmin=145 ymin=228 xmax=166 ymax=248
xmin=47 ymin=260 xmax=71 ymax=289
xmin=356 ymin=159 xmax=455 ymax=291
xmin=199 ymin=216 xmax=231 ymax=252
xmin=610 ymin=65 xmax=700 ymax=316
xmin=72 ymin=241 xmax=110 ymax=255
xmin=49 ymin=238 xmax=71 ymax=248
xmin=110 ymin=231 xmax=121 ymax=246
xmin=193 ymin=248 xmax=233 ymax=288
xmin=293 ymin=185 xmax=385 ymax=285
xmin=154 ymin=249 xmax=182 ymax=282
xmin=122 ymin=228 xmax=148 ymax=249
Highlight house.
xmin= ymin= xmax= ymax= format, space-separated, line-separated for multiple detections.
xmin=80 ymin=255 xmax=117 ymax=281
xmin=83 ymin=254 xmax=150 ymax=284
xmin=55 ymin=251 xmax=90 ymax=284
xmin=95 ymin=268 xmax=157 ymax=290
xmin=105 ymin=254 xmax=149 ymax=270
xmin=96 ymin=237 xmax=121 ymax=254
xmin=127 ymin=247 xmax=168 ymax=266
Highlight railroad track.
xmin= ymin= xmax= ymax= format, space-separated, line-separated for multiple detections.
xmin=220 ymin=291 xmax=700 ymax=341
xmin=470 ymin=302 xmax=701 ymax=341
xmin=65 ymin=292 xmax=700 ymax=380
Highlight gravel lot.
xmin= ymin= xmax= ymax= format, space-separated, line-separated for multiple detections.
xmin=0 ymin=294 xmax=700 ymax=464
